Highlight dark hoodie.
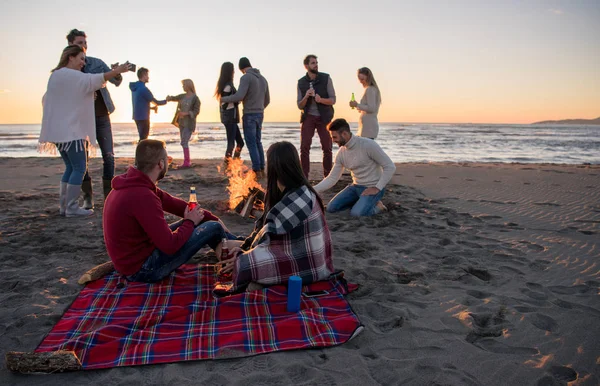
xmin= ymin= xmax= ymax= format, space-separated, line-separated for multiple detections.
xmin=103 ymin=167 xmax=217 ymax=276
xmin=129 ymin=81 xmax=167 ymax=121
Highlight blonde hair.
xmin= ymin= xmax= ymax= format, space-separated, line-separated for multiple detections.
xmin=182 ymin=79 xmax=196 ymax=94
xmin=358 ymin=67 xmax=382 ymax=104
xmin=52 ymin=45 xmax=84 ymax=72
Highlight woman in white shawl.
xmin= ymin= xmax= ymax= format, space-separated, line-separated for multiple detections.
xmin=39 ymin=45 xmax=130 ymax=217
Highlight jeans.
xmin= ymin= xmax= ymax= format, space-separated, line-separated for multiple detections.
xmin=224 ymin=122 xmax=244 ymax=158
xmin=83 ymin=114 xmax=115 ymax=182
xmin=127 ymin=220 xmax=241 ymax=283
xmin=59 ymin=141 xmax=88 ymax=185
xmin=327 ymin=185 xmax=386 ymax=217
xmin=300 ymin=114 xmax=332 ymax=178
xmin=242 ymin=113 xmax=265 ymax=171
xmin=135 ymin=119 xmax=150 ymax=140
xmin=180 ymin=126 xmax=194 ymax=148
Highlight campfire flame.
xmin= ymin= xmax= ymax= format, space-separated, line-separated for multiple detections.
xmin=222 ymin=158 xmax=264 ymax=210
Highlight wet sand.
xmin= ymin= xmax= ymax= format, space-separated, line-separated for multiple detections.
xmin=0 ymin=157 xmax=598 ymax=385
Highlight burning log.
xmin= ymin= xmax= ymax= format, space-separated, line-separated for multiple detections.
xmin=237 ymin=188 xmax=265 ymax=219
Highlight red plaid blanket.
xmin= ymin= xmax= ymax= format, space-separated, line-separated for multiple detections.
xmin=35 ymin=265 xmax=361 ymax=369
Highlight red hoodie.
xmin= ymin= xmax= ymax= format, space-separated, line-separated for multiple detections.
xmin=103 ymin=167 xmax=217 ymax=276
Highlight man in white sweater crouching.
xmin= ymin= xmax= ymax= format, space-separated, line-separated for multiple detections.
xmin=313 ymin=118 xmax=396 ymax=216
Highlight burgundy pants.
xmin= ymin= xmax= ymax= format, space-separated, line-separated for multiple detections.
xmin=300 ymin=114 xmax=332 ymax=178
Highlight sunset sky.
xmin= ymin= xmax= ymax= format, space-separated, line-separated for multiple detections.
xmin=0 ymin=0 xmax=598 ymax=124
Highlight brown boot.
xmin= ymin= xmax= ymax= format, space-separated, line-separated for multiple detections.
xmin=81 ymin=179 xmax=93 ymax=209
xmin=233 ymin=147 xmax=242 ymax=159
xmin=102 ymin=178 xmax=112 ymax=200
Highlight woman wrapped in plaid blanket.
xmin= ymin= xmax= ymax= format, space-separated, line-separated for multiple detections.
xmin=221 ymin=141 xmax=334 ymax=291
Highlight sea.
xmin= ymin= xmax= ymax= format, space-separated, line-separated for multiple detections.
xmin=1 ymin=122 xmax=599 ymax=164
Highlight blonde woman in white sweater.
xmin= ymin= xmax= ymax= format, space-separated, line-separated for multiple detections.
xmin=349 ymin=67 xmax=382 ymax=139
xmin=39 ymin=45 xmax=130 ymax=217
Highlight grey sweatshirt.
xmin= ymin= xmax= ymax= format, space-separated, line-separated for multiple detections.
xmin=220 ymin=68 xmax=270 ymax=114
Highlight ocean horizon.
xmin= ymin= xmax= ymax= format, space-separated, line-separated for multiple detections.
xmin=1 ymin=122 xmax=599 ymax=165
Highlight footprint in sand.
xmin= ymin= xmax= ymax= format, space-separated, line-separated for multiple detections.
xmin=520 ymin=288 xmax=548 ymax=301
xmin=466 ymin=290 xmax=491 ymax=299
xmin=548 ymin=365 xmax=578 ymax=382
xmin=464 ymin=267 xmax=492 ymax=281
xmin=527 ymin=313 xmax=559 ymax=333
xmin=439 ymin=176 xmax=448 ymax=179
xmin=518 ymin=240 xmax=545 ymax=251
xmin=524 ymin=182 xmax=531 ymax=185
xmin=533 ymin=202 xmax=561 ymax=207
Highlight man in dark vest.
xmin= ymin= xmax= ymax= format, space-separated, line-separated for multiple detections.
xmin=297 ymin=54 xmax=336 ymax=179
xmin=67 ymin=29 xmax=123 ymax=208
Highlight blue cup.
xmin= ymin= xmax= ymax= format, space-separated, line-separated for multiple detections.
xmin=287 ymin=276 xmax=302 ymax=312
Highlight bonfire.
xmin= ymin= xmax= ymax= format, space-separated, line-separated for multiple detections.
xmin=220 ymin=158 xmax=265 ymax=218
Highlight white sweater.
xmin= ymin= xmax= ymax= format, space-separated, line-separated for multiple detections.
xmin=39 ymin=68 xmax=106 ymax=152
xmin=314 ymin=135 xmax=396 ymax=192
xmin=357 ymin=86 xmax=381 ymax=139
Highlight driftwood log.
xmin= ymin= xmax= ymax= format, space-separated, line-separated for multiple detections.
xmin=5 ymin=350 xmax=82 ymax=373
xmin=77 ymin=261 xmax=115 ymax=285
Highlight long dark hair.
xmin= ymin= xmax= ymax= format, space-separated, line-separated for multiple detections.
xmin=263 ymin=142 xmax=324 ymax=218
xmin=214 ymin=62 xmax=234 ymax=98
xmin=52 ymin=45 xmax=84 ymax=72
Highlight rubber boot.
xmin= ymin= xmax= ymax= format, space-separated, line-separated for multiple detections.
xmin=59 ymin=181 xmax=67 ymax=216
xmin=81 ymin=179 xmax=93 ymax=209
xmin=181 ymin=147 xmax=191 ymax=168
xmin=102 ymin=178 xmax=112 ymax=201
xmin=66 ymin=184 xmax=94 ymax=217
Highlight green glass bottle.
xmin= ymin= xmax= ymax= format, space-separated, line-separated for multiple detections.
xmin=351 ymin=93 xmax=356 ymax=109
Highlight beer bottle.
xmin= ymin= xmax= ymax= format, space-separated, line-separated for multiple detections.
xmin=188 ymin=186 xmax=198 ymax=211
xmin=351 ymin=93 xmax=356 ymax=109
xmin=220 ymin=238 xmax=229 ymax=260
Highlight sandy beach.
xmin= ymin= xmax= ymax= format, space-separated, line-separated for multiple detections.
xmin=0 ymin=156 xmax=598 ymax=385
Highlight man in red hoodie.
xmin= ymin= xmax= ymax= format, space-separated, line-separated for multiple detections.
xmin=103 ymin=139 xmax=238 ymax=282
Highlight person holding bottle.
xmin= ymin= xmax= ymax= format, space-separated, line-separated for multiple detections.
xmin=297 ymin=54 xmax=336 ymax=179
xmin=214 ymin=62 xmax=244 ymax=167
xmin=103 ymin=139 xmax=240 ymax=283
xmin=349 ymin=67 xmax=382 ymax=140
xmin=166 ymin=79 xmax=200 ymax=168
xmin=39 ymin=45 xmax=131 ymax=217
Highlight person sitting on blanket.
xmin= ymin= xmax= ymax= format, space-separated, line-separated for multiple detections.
xmin=219 ymin=141 xmax=334 ymax=292
xmin=103 ymin=139 xmax=240 ymax=282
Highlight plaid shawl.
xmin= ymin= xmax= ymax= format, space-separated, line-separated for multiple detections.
xmin=234 ymin=185 xmax=334 ymax=291
xmin=35 ymin=266 xmax=360 ymax=369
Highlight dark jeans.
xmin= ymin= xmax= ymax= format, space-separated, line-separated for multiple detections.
xmin=135 ymin=119 xmax=150 ymax=140
xmin=242 ymin=113 xmax=265 ymax=171
xmin=127 ymin=220 xmax=242 ymax=283
xmin=83 ymin=114 xmax=114 ymax=182
xmin=224 ymin=122 xmax=244 ymax=158
xmin=300 ymin=114 xmax=332 ymax=178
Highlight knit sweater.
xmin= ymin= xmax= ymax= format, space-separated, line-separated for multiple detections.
xmin=314 ymin=135 xmax=396 ymax=192
xmin=39 ymin=68 xmax=106 ymax=152
xmin=357 ymin=86 xmax=381 ymax=139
